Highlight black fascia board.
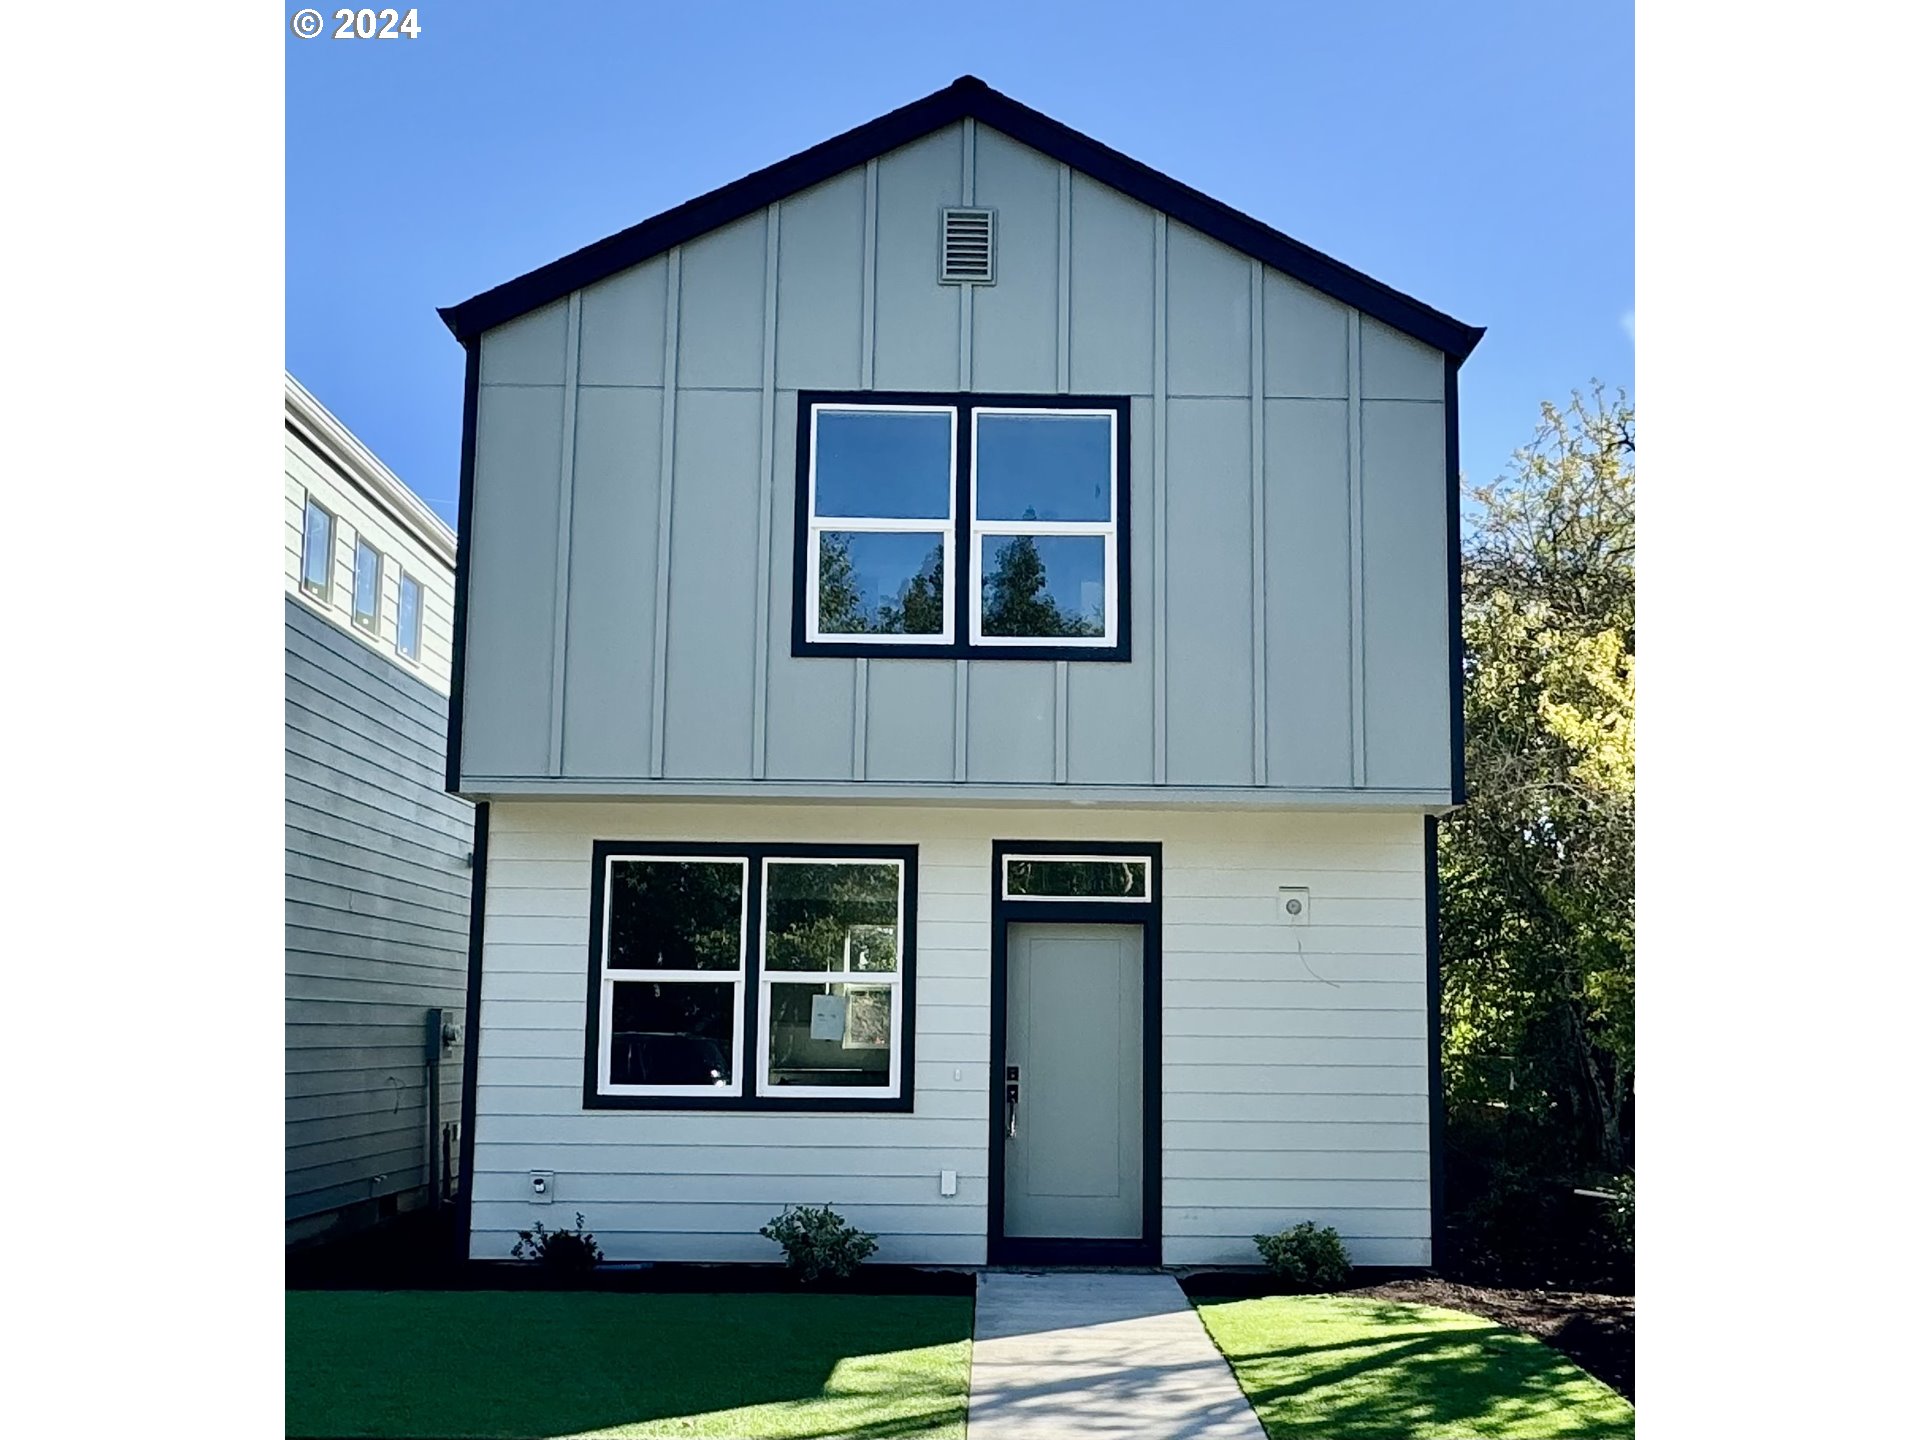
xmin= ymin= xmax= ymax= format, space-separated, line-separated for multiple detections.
xmin=439 ymin=75 xmax=1484 ymax=361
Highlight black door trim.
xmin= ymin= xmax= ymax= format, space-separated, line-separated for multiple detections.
xmin=988 ymin=839 xmax=1163 ymax=1267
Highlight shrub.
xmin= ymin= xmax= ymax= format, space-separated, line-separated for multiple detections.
xmin=760 ymin=1204 xmax=878 ymax=1283
xmin=1608 ymin=1172 xmax=1634 ymax=1255
xmin=1253 ymin=1221 xmax=1352 ymax=1289
xmin=511 ymin=1212 xmax=603 ymax=1272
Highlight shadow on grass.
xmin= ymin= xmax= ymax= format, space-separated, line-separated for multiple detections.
xmin=286 ymin=1291 xmax=971 ymax=1439
xmin=1198 ymin=1296 xmax=1634 ymax=1440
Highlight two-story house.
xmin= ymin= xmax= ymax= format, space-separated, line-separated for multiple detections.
xmin=285 ymin=374 xmax=473 ymax=1244
xmin=439 ymin=78 xmax=1480 ymax=1270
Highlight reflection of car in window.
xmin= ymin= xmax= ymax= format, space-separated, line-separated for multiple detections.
xmin=612 ymin=1031 xmax=729 ymax=1086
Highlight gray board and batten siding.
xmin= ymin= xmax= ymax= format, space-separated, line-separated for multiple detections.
xmin=454 ymin=113 xmax=1464 ymax=803
xmin=285 ymin=594 xmax=473 ymax=1229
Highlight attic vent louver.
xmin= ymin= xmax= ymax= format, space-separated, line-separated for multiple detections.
xmin=940 ymin=208 xmax=995 ymax=284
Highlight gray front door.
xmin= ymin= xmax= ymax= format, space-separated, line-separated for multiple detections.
xmin=1004 ymin=923 xmax=1144 ymax=1239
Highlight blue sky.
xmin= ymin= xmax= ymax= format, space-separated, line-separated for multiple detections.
xmin=288 ymin=0 xmax=1632 ymax=527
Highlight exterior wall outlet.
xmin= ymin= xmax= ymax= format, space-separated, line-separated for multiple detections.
xmin=529 ymin=1169 xmax=555 ymax=1203
xmin=939 ymin=1169 xmax=958 ymax=1197
xmin=1277 ymin=887 xmax=1310 ymax=925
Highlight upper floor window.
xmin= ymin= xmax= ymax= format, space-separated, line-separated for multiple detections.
xmin=300 ymin=497 xmax=335 ymax=603
xmin=396 ymin=572 xmax=423 ymax=662
xmin=794 ymin=392 xmax=1130 ymax=661
xmin=352 ymin=537 xmax=383 ymax=636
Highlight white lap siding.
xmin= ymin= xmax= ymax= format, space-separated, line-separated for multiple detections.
xmin=469 ymin=802 xmax=1429 ymax=1267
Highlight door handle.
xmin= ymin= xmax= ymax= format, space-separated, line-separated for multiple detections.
xmin=1005 ymin=1066 xmax=1020 ymax=1140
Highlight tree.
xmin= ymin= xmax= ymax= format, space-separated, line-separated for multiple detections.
xmin=878 ymin=548 xmax=942 ymax=634
xmin=981 ymin=532 xmax=1099 ymax=637
xmin=1440 ymin=384 xmax=1634 ymax=1280
xmin=818 ymin=534 xmax=942 ymax=635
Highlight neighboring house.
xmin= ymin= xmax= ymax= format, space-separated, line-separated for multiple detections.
xmin=285 ymin=373 xmax=473 ymax=1244
xmin=439 ymin=78 xmax=1481 ymax=1269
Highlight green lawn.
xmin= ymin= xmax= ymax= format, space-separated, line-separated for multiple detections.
xmin=287 ymin=1291 xmax=973 ymax=1439
xmin=1195 ymin=1295 xmax=1634 ymax=1439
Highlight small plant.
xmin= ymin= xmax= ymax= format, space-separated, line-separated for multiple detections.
xmin=1608 ymin=1172 xmax=1634 ymax=1255
xmin=1253 ymin=1221 xmax=1352 ymax=1289
xmin=511 ymin=1212 xmax=603 ymax=1272
xmin=760 ymin=1203 xmax=878 ymax=1283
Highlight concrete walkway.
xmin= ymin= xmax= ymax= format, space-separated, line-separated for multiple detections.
xmin=967 ymin=1271 xmax=1268 ymax=1439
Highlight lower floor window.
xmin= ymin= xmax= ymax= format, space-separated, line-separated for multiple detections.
xmin=587 ymin=842 xmax=916 ymax=1110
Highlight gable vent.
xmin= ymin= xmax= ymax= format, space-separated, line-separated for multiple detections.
xmin=940 ymin=207 xmax=995 ymax=284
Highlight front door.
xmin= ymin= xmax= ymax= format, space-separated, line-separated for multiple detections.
xmin=1003 ymin=923 xmax=1144 ymax=1242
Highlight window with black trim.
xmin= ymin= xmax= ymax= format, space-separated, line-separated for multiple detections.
xmin=794 ymin=392 xmax=1130 ymax=660
xmin=586 ymin=842 xmax=917 ymax=1110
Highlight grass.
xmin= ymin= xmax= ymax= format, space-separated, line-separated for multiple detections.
xmin=1195 ymin=1295 xmax=1634 ymax=1439
xmin=286 ymin=1290 xmax=973 ymax=1439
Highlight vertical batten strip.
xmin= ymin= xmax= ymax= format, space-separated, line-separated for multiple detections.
xmin=954 ymin=118 xmax=976 ymax=783
xmin=853 ymin=159 xmax=879 ymax=780
xmin=750 ymin=207 xmax=781 ymax=781
xmin=1248 ymin=262 xmax=1268 ymax=787
xmin=648 ymin=248 xmax=683 ymax=780
xmin=852 ymin=661 xmax=869 ymax=777
xmin=861 ymin=159 xmax=878 ymax=389
xmin=545 ymin=292 xmax=583 ymax=777
xmin=1347 ymin=309 xmax=1367 ymax=788
xmin=1054 ymin=163 xmax=1073 ymax=784
xmin=1152 ymin=213 xmax=1170 ymax=786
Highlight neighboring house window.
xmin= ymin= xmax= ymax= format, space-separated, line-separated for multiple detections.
xmin=396 ymin=572 xmax=422 ymax=661
xmin=352 ymin=538 xmax=383 ymax=635
xmin=300 ymin=497 xmax=335 ymax=603
xmin=586 ymin=842 xmax=917 ymax=1111
xmin=795 ymin=392 xmax=1130 ymax=660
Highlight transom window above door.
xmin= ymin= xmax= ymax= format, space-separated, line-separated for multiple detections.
xmin=794 ymin=392 xmax=1131 ymax=661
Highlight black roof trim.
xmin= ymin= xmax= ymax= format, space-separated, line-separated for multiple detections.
xmin=440 ymin=75 xmax=1485 ymax=360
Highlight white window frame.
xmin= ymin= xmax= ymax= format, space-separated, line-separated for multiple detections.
xmin=395 ymin=569 xmax=423 ymax=663
xmin=969 ymin=407 xmax=1121 ymax=649
xmin=300 ymin=495 xmax=336 ymax=604
xmin=1000 ymin=852 xmax=1154 ymax=903
xmin=755 ymin=856 xmax=907 ymax=1100
xmin=596 ymin=854 xmax=749 ymax=1099
xmin=804 ymin=403 xmax=959 ymax=645
xmin=351 ymin=536 xmax=383 ymax=636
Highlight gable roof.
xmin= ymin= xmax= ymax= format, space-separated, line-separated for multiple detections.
xmin=440 ymin=75 xmax=1484 ymax=360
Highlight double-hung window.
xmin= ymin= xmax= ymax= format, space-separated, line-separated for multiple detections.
xmin=795 ymin=392 xmax=1129 ymax=660
xmin=586 ymin=842 xmax=916 ymax=1111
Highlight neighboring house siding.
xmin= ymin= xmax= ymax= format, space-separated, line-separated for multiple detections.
xmin=468 ymin=800 xmax=1429 ymax=1267
xmin=458 ymin=120 xmax=1451 ymax=798
xmin=286 ymin=596 xmax=473 ymax=1225
xmin=284 ymin=433 xmax=457 ymax=694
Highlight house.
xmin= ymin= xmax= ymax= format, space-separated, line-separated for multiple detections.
xmin=285 ymin=374 xmax=474 ymax=1244
xmin=440 ymin=78 xmax=1480 ymax=1269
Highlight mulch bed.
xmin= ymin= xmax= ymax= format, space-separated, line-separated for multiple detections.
xmin=1345 ymin=1278 xmax=1634 ymax=1400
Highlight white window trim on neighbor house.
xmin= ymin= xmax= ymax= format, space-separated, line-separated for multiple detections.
xmin=352 ymin=537 xmax=384 ymax=637
xmin=395 ymin=570 xmax=424 ymax=663
xmin=301 ymin=496 xmax=336 ymax=604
